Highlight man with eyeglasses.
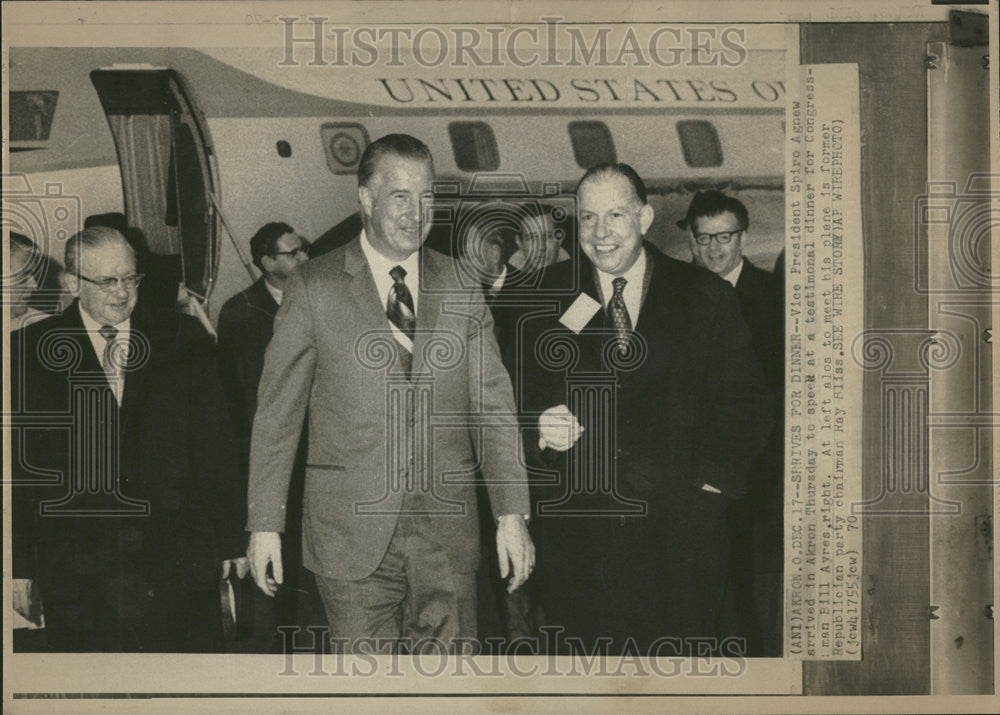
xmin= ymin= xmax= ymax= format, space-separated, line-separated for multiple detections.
xmin=682 ymin=190 xmax=784 ymax=656
xmin=218 ymin=222 xmax=309 ymax=455
xmin=10 ymin=226 xmax=247 ymax=652
xmin=216 ymin=222 xmax=322 ymax=651
xmin=683 ymin=190 xmax=782 ymax=391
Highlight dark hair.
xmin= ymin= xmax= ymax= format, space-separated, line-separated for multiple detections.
xmin=575 ymin=163 xmax=648 ymax=205
xmin=357 ymin=133 xmax=433 ymax=188
xmin=10 ymin=231 xmax=37 ymax=257
xmin=681 ymin=190 xmax=749 ymax=232
xmin=250 ymin=222 xmax=296 ymax=271
xmin=64 ymin=226 xmax=134 ymax=277
xmin=84 ymin=212 xmax=129 ymax=235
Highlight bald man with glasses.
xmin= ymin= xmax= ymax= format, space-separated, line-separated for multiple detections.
xmin=10 ymin=226 xmax=246 ymax=652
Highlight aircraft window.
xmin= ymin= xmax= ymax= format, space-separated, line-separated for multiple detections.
xmin=276 ymin=140 xmax=292 ymax=158
xmin=448 ymin=122 xmax=499 ymax=172
xmin=321 ymin=123 xmax=369 ymax=175
xmin=568 ymin=121 xmax=617 ymax=168
xmin=676 ymin=120 xmax=723 ymax=168
xmin=10 ymin=91 xmax=59 ymax=142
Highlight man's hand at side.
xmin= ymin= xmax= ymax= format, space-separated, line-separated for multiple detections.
xmin=247 ymin=531 xmax=283 ymax=597
xmin=220 ymin=557 xmax=249 ymax=580
xmin=538 ymin=404 xmax=584 ymax=452
xmin=497 ymin=514 xmax=535 ymax=594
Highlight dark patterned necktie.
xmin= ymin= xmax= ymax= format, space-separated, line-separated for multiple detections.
xmin=99 ymin=324 xmax=120 ymax=402
xmin=387 ymin=266 xmax=416 ymax=342
xmin=608 ymin=276 xmax=631 ymax=354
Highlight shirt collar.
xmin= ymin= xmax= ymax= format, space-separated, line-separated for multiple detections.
xmin=360 ymin=228 xmax=420 ymax=279
xmin=595 ymin=246 xmax=647 ymax=303
xmin=359 ymin=228 xmax=420 ymax=313
xmin=722 ymin=258 xmax=744 ymax=287
xmin=263 ymin=278 xmax=284 ymax=306
xmin=488 ymin=265 xmax=508 ymax=295
xmin=78 ymin=301 xmax=131 ymax=334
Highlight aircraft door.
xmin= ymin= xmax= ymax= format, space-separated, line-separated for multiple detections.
xmin=90 ymin=68 xmax=220 ymax=304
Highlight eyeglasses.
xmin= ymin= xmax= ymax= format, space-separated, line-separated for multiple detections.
xmin=78 ymin=273 xmax=144 ymax=292
xmin=269 ymin=246 xmax=308 ymax=258
xmin=693 ymin=229 xmax=745 ymax=246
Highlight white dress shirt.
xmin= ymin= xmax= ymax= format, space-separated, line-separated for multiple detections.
xmin=360 ymin=229 xmax=420 ymax=349
xmin=263 ymin=279 xmax=284 ymax=306
xmin=595 ymin=247 xmax=647 ymax=326
xmin=78 ymin=303 xmax=130 ymax=405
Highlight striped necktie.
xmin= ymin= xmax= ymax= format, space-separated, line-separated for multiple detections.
xmin=99 ymin=324 xmax=121 ymax=403
xmin=386 ymin=266 xmax=416 ymax=375
xmin=387 ymin=265 xmax=416 ymax=341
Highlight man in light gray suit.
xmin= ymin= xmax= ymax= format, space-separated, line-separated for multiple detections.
xmin=246 ymin=134 xmax=533 ymax=653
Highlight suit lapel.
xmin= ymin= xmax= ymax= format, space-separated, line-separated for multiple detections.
xmin=62 ymin=302 xmax=106 ymax=376
xmin=578 ymin=248 xmax=658 ymax=332
xmin=343 ymin=236 xmax=393 ymax=338
xmin=559 ymin=260 xmax=610 ymax=375
xmin=120 ymin=304 xmax=157 ymax=418
xmin=343 ymin=236 xmax=451 ymax=377
xmin=248 ymin=277 xmax=279 ymax=318
xmin=631 ymin=252 xmax=684 ymax=380
xmin=573 ymin=248 xmax=682 ymax=375
xmin=61 ymin=301 xmax=125 ymax=417
xmin=411 ymin=249 xmax=445 ymax=376
xmin=632 ymin=247 xmax=673 ymax=333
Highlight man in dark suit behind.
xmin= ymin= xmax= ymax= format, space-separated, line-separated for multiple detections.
xmin=519 ymin=165 xmax=769 ymax=655
xmin=10 ymin=226 xmax=246 ymax=652
xmin=682 ymin=191 xmax=782 ymax=390
xmin=246 ymin=134 xmax=533 ymax=653
xmin=217 ymin=223 xmax=308 ymax=472
xmin=683 ymin=190 xmax=784 ymax=656
xmin=216 ymin=222 xmax=322 ymax=651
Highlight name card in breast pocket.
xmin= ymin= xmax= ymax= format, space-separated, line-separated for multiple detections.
xmin=558 ymin=293 xmax=602 ymax=334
